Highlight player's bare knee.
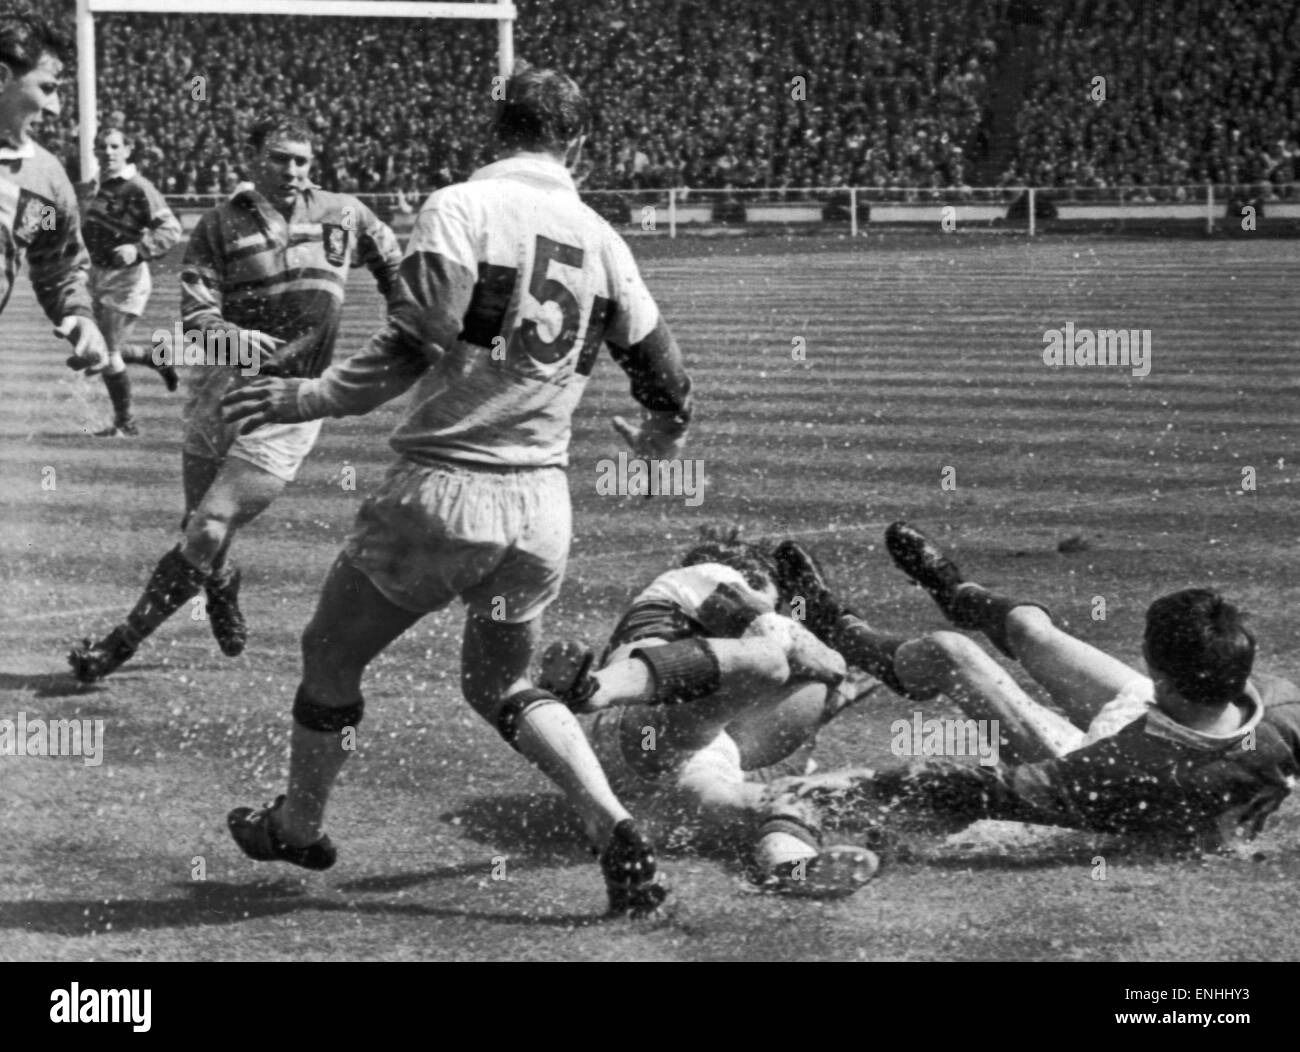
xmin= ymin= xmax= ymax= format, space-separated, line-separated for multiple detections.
xmin=1005 ymin=605 xmax=1055 ymax=654
xmin=892 ymin=635 xmax=961 ymax=700
xmin=186 ymin=508 xmax=232 ymax=554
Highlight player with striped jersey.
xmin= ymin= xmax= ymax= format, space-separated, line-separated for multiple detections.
xmin=0 ymin=14 xmax=108 ymax=371
xmin=69 ymin=116 xmax=404 ymax=682
xmin=82 ymin=125 xmax=184 ymax=436
xmin=221 ymin=67 xmax=692 ymax=918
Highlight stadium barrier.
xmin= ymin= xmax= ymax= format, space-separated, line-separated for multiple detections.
xmin=164 ymin=184 xmax=1300 ymax=238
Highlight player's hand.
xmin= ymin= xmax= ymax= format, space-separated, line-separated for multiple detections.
xmin=245 ymin=329 xmax=314 ymax=376
xmin=612 ymin=408 xmax=688 ymax=460
xmin=55 ymin=316 xmax=109 ymax=375
xmin=111 ymin=244 xmax=140 ymax=266
xmin=220 ymin=378 xmax=307 ymax=434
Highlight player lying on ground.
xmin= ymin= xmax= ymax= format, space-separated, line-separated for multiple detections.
xmin=81 ymin=123 xmax=184 ymax=436
xmin=69 ymin=116 xmax=404 ymax=683
xmin=537 ymin=531 xmax=883 ymax=897
xmin=779 ymin=522 xmax=1300 ymax=848
xmin=218 ymin=68 xmax=693 ymax=918
xmin=0 ymin=14 xmax=108 ymax=371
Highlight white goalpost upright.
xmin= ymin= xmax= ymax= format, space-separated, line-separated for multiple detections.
xmin=74 ymin=0 xmax=516 ymax=180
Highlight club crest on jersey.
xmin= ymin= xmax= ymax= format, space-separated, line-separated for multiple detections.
xmin=322 ymin=223 xmax=349 ymax=267
xmin=14 ymin=189 xmax=54 ymax=245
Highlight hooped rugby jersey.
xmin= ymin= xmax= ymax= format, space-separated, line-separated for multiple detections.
xmin=0 ymin=138 xmax=94 ymax=321
xmin=82 ymin=165 xmax=182 ymax=269
xmin=876 ymin=673 xmax=1300 ymax=840
xmin=604 ymin=563 xmax=778 ymax=660
xmin=181 ymin=185 xmax=404 ymax=379
xmin=297 ymin=153 xmax=692 ymax=468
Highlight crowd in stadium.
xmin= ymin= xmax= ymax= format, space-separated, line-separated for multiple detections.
xmin=29 ymin=0 xmax=1300 ymax=198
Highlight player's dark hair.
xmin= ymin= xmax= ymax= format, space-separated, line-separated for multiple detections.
xmin=1144 ymin=588 xmax=1255 ymax=706
xmin=0 ymin=12 xmax=72 ymax=76
xmin=248 ymin=117 xmax=315 ymax=153
xmin=681 ymin=526 xmax=781 ymax=598
xmin=493 ymin=64 xmax=588 ymax=154
xmin=97 ymin=124 xmax=133 ymax=150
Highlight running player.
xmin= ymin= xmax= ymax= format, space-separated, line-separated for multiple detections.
xmin=68 ymin=116 xmax=405 ymax=681
xmin=537 ymin=530 xmax=883 ymax=897
xmin=0 ymin=13 xmax=107 ymax=371
xmin=777 ymin=523 xmax=1300 ymax=848
xmin=220 ymin=67 xmax=691 ymax=918
xmin=81 ymin=124 xmax=184 ymax=436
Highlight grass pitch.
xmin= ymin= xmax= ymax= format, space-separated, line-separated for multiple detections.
xmin=2 ymin=231 xmax=1299 ymax=962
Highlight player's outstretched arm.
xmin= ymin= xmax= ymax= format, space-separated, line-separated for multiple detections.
xmin=223 ymin=321 xmax=431 ymax=433
xmin=608 ymin=319 xmax=693 ymax=458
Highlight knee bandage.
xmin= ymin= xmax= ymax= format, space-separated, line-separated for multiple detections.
xmin=496 ymin=688 xmax=564 ymax=750
xmin=628 ymin=638 xmax=721 ymax=705
xmin=292 ymin=685 xmax=364 ymax=733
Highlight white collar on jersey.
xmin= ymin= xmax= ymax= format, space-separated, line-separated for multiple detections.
xmin=471 ymin=152 xmax=576 ymax=193
xmin=101 ymin=163 xmax=138 ymax=182
xmin=1145 ymin=678 xmax=1265 ymax=750
xmin=0 ymin=138 xmax=37 ymax=161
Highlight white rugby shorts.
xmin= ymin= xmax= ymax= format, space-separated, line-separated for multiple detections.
xmin=342 ymin=457 xmax=571 ymax=621
xmin=90 ymin=262 xmax=151 ymax=318
xmin=182 ymin=370 xmax=322 ymax=482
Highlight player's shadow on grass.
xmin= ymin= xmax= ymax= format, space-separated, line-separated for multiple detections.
xmin=0 ymin=877 xmax=611 ymax=934
xmin=438 ymin=793 xmax=593 ymax=863
xmin=444 ymin=792 xmax=755 ymax=869
xmin=0 ymin=668 xmax=168 ymax=699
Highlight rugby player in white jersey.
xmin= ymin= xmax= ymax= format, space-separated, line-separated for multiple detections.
xmin=536 ymin=530 xmax=883 ymax=897
xmin=221 ymin=67 xmax=695 ymax=917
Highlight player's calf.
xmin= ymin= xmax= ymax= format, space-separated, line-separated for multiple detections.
xmin=205 ymin=563 xmax=247 ymax=657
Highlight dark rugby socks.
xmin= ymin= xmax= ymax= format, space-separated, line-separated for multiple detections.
xmin=102 ymin=369 xmax=133 ymax=426
xmin=830 ymin=615 xmax=909 ymax=695
xmin=949 ymin=585 xmax=1042 ymax=658
xmin=120 ymin=545 xmax=208 ymax=647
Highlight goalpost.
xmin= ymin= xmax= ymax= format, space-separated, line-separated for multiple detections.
xmin=74 ymin=0 xmax=516 ymax=180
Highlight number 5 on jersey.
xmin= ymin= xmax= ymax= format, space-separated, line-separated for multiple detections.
xmin=474 ymin=235 xmax=612 ymax=375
